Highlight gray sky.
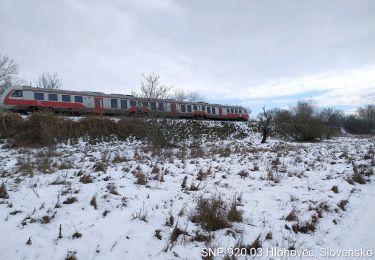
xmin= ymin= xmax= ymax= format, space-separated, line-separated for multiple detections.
xmin=1 ymin=0 xmax=374 ymax=113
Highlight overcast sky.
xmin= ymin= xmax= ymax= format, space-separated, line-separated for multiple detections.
xmin=1 ymin=0 xmax=374 ymax=114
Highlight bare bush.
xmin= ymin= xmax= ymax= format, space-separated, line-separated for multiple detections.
xmin=272 ymin=101 xmax=338 ymax=141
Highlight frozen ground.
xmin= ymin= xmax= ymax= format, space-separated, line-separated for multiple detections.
xmin=0 ymin=123 xmax=374 ymax=260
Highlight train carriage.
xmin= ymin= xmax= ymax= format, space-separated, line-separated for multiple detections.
xmin=0 ymin=85 xmax=249 ymax=121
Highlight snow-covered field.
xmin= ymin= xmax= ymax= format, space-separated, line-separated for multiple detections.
xmin=0 ymin=123 xmax=374 ymax=260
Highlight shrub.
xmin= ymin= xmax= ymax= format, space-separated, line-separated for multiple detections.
xmin=273 ymin=101 xmax=339 ymax=141
xmin=191 ymin=195 xmax=231 ymax=231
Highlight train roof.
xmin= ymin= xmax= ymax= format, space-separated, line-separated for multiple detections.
xmin=13 ymin=85 xmax=248 ymax=110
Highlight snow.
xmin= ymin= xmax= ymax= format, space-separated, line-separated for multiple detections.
xmin=0 ymin=122 xmax=374 ymax=260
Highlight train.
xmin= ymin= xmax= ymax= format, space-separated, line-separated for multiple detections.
xmin=0 ymin=85 xmax=249 ymax=121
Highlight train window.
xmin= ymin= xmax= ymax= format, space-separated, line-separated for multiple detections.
xmin=235 ymin=109 xmax=238 ymax=114
xmin=231 ymin=109 xmax=234 ymax=113
xmin=74 ymin=96 xmax=83 ymax=103
xmin=226 ymin=108 xmax=230 ymax=113
xmin=212 ymin=107 xmax=216 ymax=114
xmin=143 ymin=102 xmax=148 ymax=107
xmin=207 ymin=107 xmax=211 ymax=114
xmin=11 ymin=90 xmax=23 ymax=97
xmin=130 ymin=100 xmax=136 ymax=107
xmin=193 ymin=105 xmax=197 ymax=111
xmin=187 ymin=105 xmax=192 ymax=112
xmin=111 ymin=99 xmax=118 ymax=108
xmin=201 ymin=106 xmax=205 ymax=111
xmin=150 ymin=102 xmax=156 ymax=111
xmin=48 ymin=94 xmax=58 ymax=101
xmin=62 ymin=95 xmax=71 ymax=102
xmin=121 ymin=100 xmax=128 ymax=109
xmin=181 ymin=104 xmax=186 ymax=112
xmin=34 ymin=92 xmax=44 ymax=100
xmin=239 ymin=109 xmax=242 ymax=114
xmin=158 ymin=102 xmax=164 ymax=111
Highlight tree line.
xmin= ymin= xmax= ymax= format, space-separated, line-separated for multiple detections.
xmin=257 ymin=101 xmax=375 ymax=143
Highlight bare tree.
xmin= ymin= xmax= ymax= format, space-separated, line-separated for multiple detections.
xmin=257 ymin=106 xmax=273 ymax=143
xmin=36 ymin=72 xmax=62 ymax=89
xmin=173 ymin=89 xmax=187 ymax=102
xmin=0 ymin=54 xmax=19 ymax=87
xmin=173 ymin=88 xmax=203 ymax=102
xmin=132 ymin=73 xmax=176 ymax=147
xmin=134 ymin=73 xmax=171 ymax=100
xmin=357 ymin=104 xmax=375 ymax=123
xmin=186 ymin=90 xmax=203 ymax=102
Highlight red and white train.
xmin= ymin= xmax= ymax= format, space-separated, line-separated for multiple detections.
xmin=0 ymin=85 xmax=249 ymax=121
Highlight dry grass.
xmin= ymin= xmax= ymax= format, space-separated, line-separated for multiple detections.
xmin=62 ymin=197 xmax=78 ymax=205
xmin=79 ymin=175 xmax=93 ymax=184
xmin=191 ymin=195 xmax=231 ymax=231
xmin=0 ymin=112 xmax=250 ymax=149
xmin=238 ymin=170 xmax=249 ymax=179
xmin=331 ymin=185 xmax=339 ymax=193
xmin=0 ymin=182 xmax=9 ymax=199
xmin=292 ymin=215 xmax=318 ymax=234
xmin=169 ymin=225 xmax=188 ymax=244
xmin=90 ymin=195 xmax=97 ymax=209
xmin=64 ymin=251 xmax=77 ymax=260
xmin=106 ymin=183 xmax=119 ymax=195
xmin=338 ymin=200 xmax=348 ymax=211
xmin=131 ymin=206 xmax=149 ymax=222
xmin=285 ymin=209 xmax=298 ymax=222
xmin=227 ymin=199 xmax=243 ymax=222
xmin=135 ymin=171 xmax=147 ymax=185
xmin=16 ymin=156 xmax=33 ymax=176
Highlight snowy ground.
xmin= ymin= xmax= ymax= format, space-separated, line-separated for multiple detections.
xmin=0 ymin=123 xmax=374 ymax=260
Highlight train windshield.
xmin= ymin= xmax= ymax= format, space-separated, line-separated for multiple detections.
xmin=11 ymin=90 xmax=23 ymax=97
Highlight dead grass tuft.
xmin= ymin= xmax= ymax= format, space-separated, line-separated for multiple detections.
xmin=169 ymin=225 xmax=188 ymax=244
xmin=79 ymin=175 xmax=93 ymax=184
xmin=191 ymin=195 xmax=231 ymax=231
xmin=135 ymin=171 xmax=147 ymax=185
xmin=285 ymin=209 xmax=298 ymax=222
xmin=63 ymin=197 xmax=78 ymax=205
xmin=0 ymin=182 xmax=9 ymax=199
xmin=90 ymin=195 xmax=97 ymax=209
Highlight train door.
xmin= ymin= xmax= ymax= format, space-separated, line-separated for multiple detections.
xmin=94 ymin=97 xmax=104 ymax=113
xmin=171 ymin=102 xmax=177 ymax=113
